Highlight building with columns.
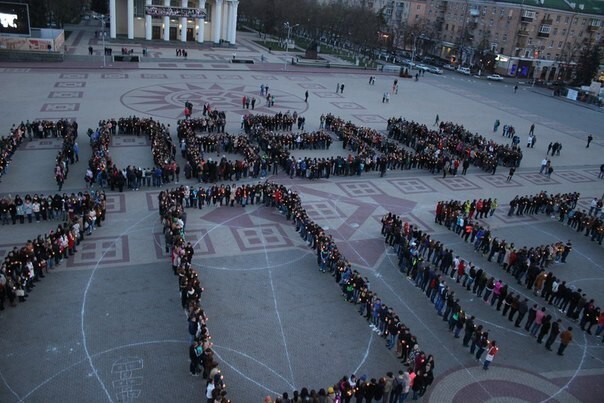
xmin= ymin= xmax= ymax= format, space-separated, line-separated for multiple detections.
xmin=107 ymin=0 xmax=239 ymax=44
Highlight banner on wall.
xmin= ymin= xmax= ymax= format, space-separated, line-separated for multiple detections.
xmin=145 ymin=5 xmax=206 ymax=18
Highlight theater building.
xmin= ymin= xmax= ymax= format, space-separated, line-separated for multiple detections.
xmin=107 ymin=0 xmax=238 ymax=44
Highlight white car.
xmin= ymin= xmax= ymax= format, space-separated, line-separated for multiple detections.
xmin=427 ymin=66 xmax=443 ymax=74
xmin=416 ymin=64 xmax=430 ymax=72
xmin=487 ymin=74 xmax=504 ymax=81
xmin=457 ymin=67 xmax=471 ymax=75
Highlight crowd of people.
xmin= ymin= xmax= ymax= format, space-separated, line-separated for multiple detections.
xmin=0 ymin=190 xmax=107 ymax=310
xmin=54 ymin=120 xmax=79 ymax=191
xmin=387 ymin=118 xmax=523 ymax=173
xmin=157 ymin=188 xmax=230 ymax=402
xmin=434 ymin=199 xmax=498 ymax=227
xmin=154 ymin=180 xmax=437 ymax=402
xmin=1 ymin=123 xmax=25 ymax=182
xmin=507 ymin=192 xmax=604 ymax=246
xmin=383 ymin=212 xmax=604 ymax=349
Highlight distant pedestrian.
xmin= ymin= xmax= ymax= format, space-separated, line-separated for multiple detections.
xmin=336 ymin=83 xmax=340 ymax=93
xmin=304 ymin=90 xmax=309 ymax=103
xmin=493 ymin=119 xmax=500 ymax=133
xmin=340 ymin=83 xmax=345 ymax=94
xmin=587 ymin=134 xmax=593 ymax=148
xmin=529 ymin=123 xmax=535 ymax=135
xmin=506 ymin=167 xmax=515 ymax=182
xmin=88 ymin=46 xmax=93 ymax=55
xmin=514 ymin=85 xmax=518 ymax=93
xmin=557 ymin=327 xmax=573 ymax=355
xmin=434 ymin=114 xmax=439 ymax=126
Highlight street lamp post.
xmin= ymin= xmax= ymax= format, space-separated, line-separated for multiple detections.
xmin=100 ymin=15 xmax=107 ymax=67
xmin=283 ymin=22 xmax=299 ymax=71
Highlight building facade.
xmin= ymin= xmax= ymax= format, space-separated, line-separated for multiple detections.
xmin=108 ymin=0 xmax=239 ymax=44
xmin=360 ymin=0 xmax=604 ymax=79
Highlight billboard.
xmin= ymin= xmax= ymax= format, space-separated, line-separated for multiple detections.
xmin=0 ymin=2 xmax=30 ymax=36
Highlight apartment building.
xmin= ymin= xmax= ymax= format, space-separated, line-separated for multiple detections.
xmin=366 ymin=0 xmax=604 ymax=79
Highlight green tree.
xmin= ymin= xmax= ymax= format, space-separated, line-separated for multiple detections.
xmin=574 ymin=44 xmax=601 ymax=85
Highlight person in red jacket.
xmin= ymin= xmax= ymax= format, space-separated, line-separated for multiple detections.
xmin=483 ymin=340 xmax=498 ymax=370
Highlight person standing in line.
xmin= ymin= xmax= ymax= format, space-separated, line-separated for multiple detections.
xmin=587 ymin=134 xmax=593 ymax=148
xmin=482 ymin=340 xmax=498 ymax=370
xmin=557 ymin=327 xmax=573 ymax=356
xmin=545 ymin=319 xmax=562 ymax=351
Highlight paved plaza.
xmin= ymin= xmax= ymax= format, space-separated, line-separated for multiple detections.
xmin=0 ymin=22 xmax=603 ymax=402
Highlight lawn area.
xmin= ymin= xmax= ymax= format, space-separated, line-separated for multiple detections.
xmin=252 ymin=40 xmax=287 ymax=52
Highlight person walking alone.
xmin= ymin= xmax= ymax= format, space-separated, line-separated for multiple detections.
xmin=587 ymin=134 xmax=593 ymax=148
xmin=557 ymin=327 xmax=573 ymax=356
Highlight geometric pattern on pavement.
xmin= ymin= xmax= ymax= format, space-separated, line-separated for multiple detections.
xmin=231 ymin=224 xmax=293 ymax=251
xmin=22 ymin=139 xmax=63 ymax=150
xmin=312 ymin=92 xmax=343 ymax=99
xmin=555 ymin=170 xmax=595 ymax=183
xmin=59 ymin=73 xmax=88 ymax=79
xmin=434 ymin=176 xmax=481 ymax=191
xmin=424 ymin=365 xmax=580 ymax=402
xmin=40 ymin=103 xmax=80 ymax=112
xmin=387 ymin=178 xmax=436 ymax=194
xmin=476 ymin=174 xmax=522 ymax=188
xmin=336 ymin=181 xmax=383 ymax=197
xmin=66 ymin=235 xmax=130 ymax=268
xmin=54 ymin=82 xmax=86 ymax=88
xmin=121 ymin=82 xmax=308 ymax=119
xmin=141 ymin=73 xmax=168 ymax=79
xmin=48 ymin=91 xmax=84 ymax=99
xmin=330 ymin=102 xmax=365 ymax=110
xmin=297 ymin=83 xmax=326 ymax=89
xmin=104 ymin=194 xmax=126 ymax=214
xmin=110 ymin=136 xmax=151 ymax=147
xmin=352 ymin=114 xmax=387 ymax=123
xmin=516 ymin=173 xmax=561 ymax=185
xmin=303 ymin=200 xmax=346 ymax=221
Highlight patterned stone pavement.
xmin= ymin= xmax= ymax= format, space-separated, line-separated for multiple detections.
xmin=0 ymin=28 xmax=603 ymax=402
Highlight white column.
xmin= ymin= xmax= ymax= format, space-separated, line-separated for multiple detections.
xmin=225 ymin=1 xmax=233 ymax=44
xmin=127 ymin=0 xmax=134 ymax=39
xmin=145 ymin=0 xmax=152 ymax=40
xmin=197 ymin=0 xmax=206 ymax=43
xmin=163 ymin=0 xmax=170 ymax=41
xmin=109 ymin=0 xmax=116 ymax=38
xmin=180 ymin=0 xmax=188 ymax=42
xmin=229 ymin=0 xmax=238 ymax=45
xmin=212 ymin=0 xmax=223 ymax=44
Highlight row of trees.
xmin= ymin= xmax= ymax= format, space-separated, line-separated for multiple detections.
xmin=240 ymin=0 xmax=386 ymax=54
xmin=18 ymin=0 xmax=85 ymax=28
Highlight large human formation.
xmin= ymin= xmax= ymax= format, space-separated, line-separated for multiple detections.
xmin=0 ymin=124 xmax=25 ymax=182
xmin=383 ymin=212 xmax=603 ymax=349
xmin=153 ymin=178 xmax=438 ymax=401
xmin=508 ymin=191 xmax=603 ymax=245
xmin=387 ymin=117 xmax=523 ymax=171
xmin=157 ymin=189 xmax=230 ymax=403
xmin=0 ymin=190 xmax=107 ymax=310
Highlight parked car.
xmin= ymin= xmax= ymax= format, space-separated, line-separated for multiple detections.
xmin=427 ymin=66 xmax=443 ymax=74
xmin=487 ymin=74 xmax=504 ymax=81
xmin=443 ymin=64 xmax=457 ymax=71
xmin=457 ymin=67 xmax=471 ymax=75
